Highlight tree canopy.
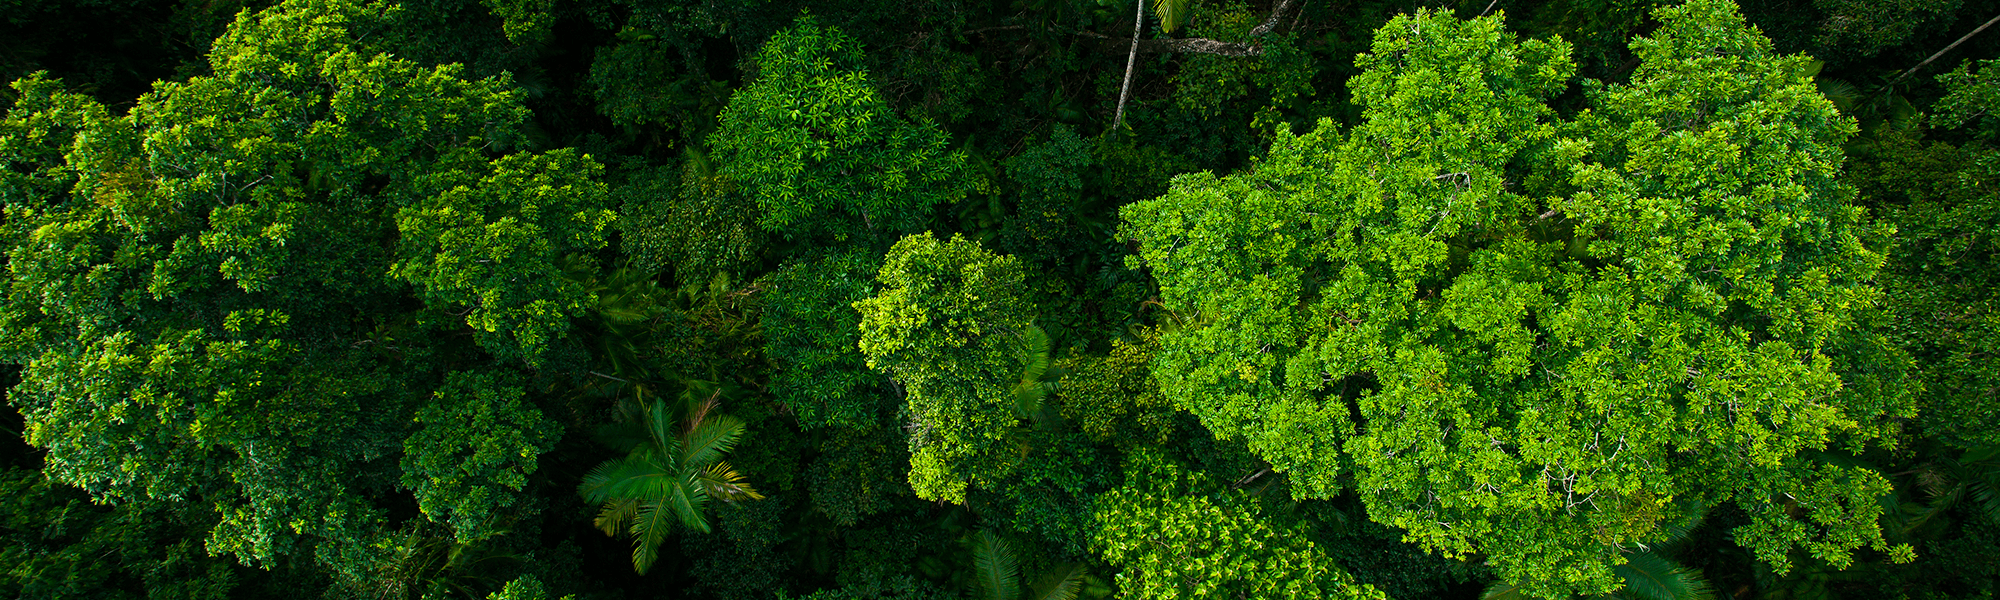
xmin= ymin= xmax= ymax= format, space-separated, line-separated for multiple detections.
xmin=1 ymin=0 xmax=1995 ymax=598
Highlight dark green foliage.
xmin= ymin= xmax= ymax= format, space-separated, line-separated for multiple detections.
xmin=403 ymin=371 xmax=562 ymax=543
xmin=766 ymin=249 xmax=891 ymax=430
xmin=711 ymin=15 xmax=972 ymax=245
xmin=0 ymin=468 xmax=244 ymax=599
xmin=684 ymin=494 xmax=796 ymax=600
xmin=809 ymin=425 xmax=910 ymax=527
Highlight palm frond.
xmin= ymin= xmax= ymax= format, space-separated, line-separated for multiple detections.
xmin=1027 ymin=563 xmax=1088 ymax=600
xmin=1154 ymin=0 xmax=1194 ymax=33
xmin=1651 ymin=499 xmax=1711 ymax=550
xmin=1480 ymin=580 xmax=1533 ymax=600
xmin=696 ymin=461 xmax=765 ymax=502
xmin=668 ymin=476 xmax=713 ymax=533
xmin=1015 ymin=323 xmax=1051 ymax=373
xmin=1013 ymin=380 xmax=1050 ymax=419
xmin=1612 ymin=551 xmax=1715 ymax=600
xmin=644 ymin=398 xmax=678 ymax=455
xmin=579 ymin=455 xmax=643 ymax=503
xmin=682 ymin=414 xmax=748 ymax=469
xmin=628 ymin=500 xmax=679 ymax=575
xmin=593 ymin=498 xmax=639 ymax=537
xmin=970 ymin=531 xmax=1021 ymax=600
xmin=590 ymin=451 xmax=684 ymax=502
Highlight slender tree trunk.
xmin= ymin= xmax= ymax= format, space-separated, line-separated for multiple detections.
xmin=1894 ymin=12 xmax=2000 ymax=83
xmin=1113 ymin=0 xmax=1145 ymax=132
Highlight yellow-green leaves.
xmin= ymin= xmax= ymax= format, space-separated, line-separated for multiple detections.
xmin=1092 ymin=451 xmax=1386 ymax=599
xmin=856 ymin=233 xmax=1036 ymax=503
xmin=391 ymin=149 xmax=616 ymax=367
xmin=1123 ymin=1 xmax=1911 ymax=597
xmin=0 ymin=0 xmax=597 ymax=576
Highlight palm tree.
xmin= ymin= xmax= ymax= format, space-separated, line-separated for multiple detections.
xmin=967 ymin=530 xmax=1093 ymax=600
xmin=579 ymin=393 xmax=763 ymax=574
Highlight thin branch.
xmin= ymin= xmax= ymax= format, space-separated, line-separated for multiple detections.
xmin=1247 ymin=0 xmax=1301 ymax=36
xmin=1089 ymin=0 xmax=1303 ymax=59
xmin=1893 ymin=12 xmax=2000 ymax=84
xmin=958 ymin=25 xmax=1025 ymax=36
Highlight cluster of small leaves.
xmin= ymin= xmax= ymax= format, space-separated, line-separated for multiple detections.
xmin=1856 ymin=87 xmax=2000 ymax=449
xmin=999 ymin=125 xmax=1093 ymax=250
xmin=616 ymin=157 xmax=767 ymax=285
xmin=709 ymin=15 xmax=972 ymax=244
xmin=1933 ymin=59 xmax=2000 ymax=140
xmin=765 ymin=249 xmax=891 ymax=429
xmin=1092 ymin=450 xmax=1386 ymax=600
xmin=0 ymin=0 xmax=577 ymax=575
xmin=0 ymin=468 xmax=242 ymax=599
xmin=809 ymin=425 xmax=911 ymax=527
xmin=856 ymin=233 xmax=1036 ymax=503
xmin=1053 ymin=332 xmax=1177 ymax=446
xmin=391 ymin=149 xmax=618 ymax=368
xmin=1810 ymin=0 xmax=1960 ymax=59
xmin=1122 ymin=2 xmax=1913 ymax=596
xmin=401 ymin=371 xmax=561 ymax=543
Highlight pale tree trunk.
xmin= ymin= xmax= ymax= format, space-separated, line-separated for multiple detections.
xmin=1113 ymin=0 xmax=1145 ymax=132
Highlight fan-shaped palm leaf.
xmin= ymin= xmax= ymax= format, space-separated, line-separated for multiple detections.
xmin=1154 ymin=0 xmax=1194 ymax=33
xmin=580 ymin=393 xmax=761 ymax=574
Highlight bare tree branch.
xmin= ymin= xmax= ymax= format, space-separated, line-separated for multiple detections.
xmin=1893 ymin=12 xmax=2000 ymax=84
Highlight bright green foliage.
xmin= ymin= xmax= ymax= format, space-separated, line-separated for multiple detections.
xmin=482 ymin=0 xmax=553 ymax=44
xmin=1121 ymin=2 xmax=1912 ymax=596
xmin=1934 ymin=59 xmax=2000 ymax=141
xmin=709 ymin=15 xmax=972 ymax=243
xmin=1484 ymin=507 xmax=1718 ymax=600
xmin=391 ymin=149 xmax=617 ymax=367
xmin=580 ymin=396 xmax=763 ymax=574
xmin=1154 ymin=0 xmax=1192 ymax=34
xmin=1092 ymin=451 xmax=1386 ymax=599
xmin=487 ymin=574 xmax=576 ymax=600
xmin=0 ymin=0 xmax=582 ymax=572
xmin=765 ymin=249 xmax=889 ymax=429
xmin=855 ymin=233 xmax=1036 ymax=503
xmin=401 ymin=371 xmax=560 ymax=543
